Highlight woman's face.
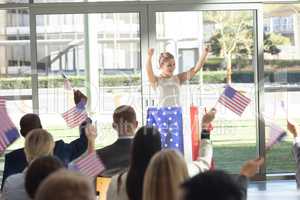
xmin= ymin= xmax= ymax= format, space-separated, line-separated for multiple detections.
xmin=160 ymin=59 xmax=176 ymax=77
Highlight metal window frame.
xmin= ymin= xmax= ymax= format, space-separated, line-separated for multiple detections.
xmin=0 ymin=0 xmax=299 ymax=179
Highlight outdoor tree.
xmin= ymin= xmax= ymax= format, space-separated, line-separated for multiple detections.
xmin=205 ymin=11 xmax=253 ymax=83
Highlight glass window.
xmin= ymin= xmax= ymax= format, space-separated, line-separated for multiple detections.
xmin=36 ymin=13 xmax=141 ymax=149
xmin=264 ymin=4 xmax=300 ymax=173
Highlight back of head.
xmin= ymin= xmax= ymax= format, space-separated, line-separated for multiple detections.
xmin=126 ymin=126 xmax=162 ymax=200
xmin=113 ymin=105 xmax=137 ymax=136
xmin=143 ymin=149 xmax=189 ymax=200
xmin=181 ymin=170 xmax=243 ymax=200
xmin=20 ymin=113 xmax=42 ymax=137
xmin=24 ymin=128 xmax=54 ymax=163
xmin=35 ymin=169 xmax=96 ymax=200
xmin=25 ymin=156 xmax=64 ymax=199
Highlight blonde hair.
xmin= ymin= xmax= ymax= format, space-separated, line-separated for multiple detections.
xmin=159 ymin=52 xmax=174 ymax=66
xmin=35 ymin=169 xmax=96 ymax=200
xmin=24 ymin=129 xmax=54 ymax=163
xmin=143 ymin=149 xmax=189 ymax=200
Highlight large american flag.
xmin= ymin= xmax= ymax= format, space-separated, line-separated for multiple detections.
xmin=70 ymin=152 xmax=105 ymax=177
xmin=218 ymin=85 xmax=251 ymax=116
xmin=62 ymin=100 xmax=88 ymax=128
xmin=266 ymin=123 xmax=287 ymax=150
xmin=0 ymin=97 xmax=20 ymax=152
xmin=146 ymin=107 xmax=184 ymax=153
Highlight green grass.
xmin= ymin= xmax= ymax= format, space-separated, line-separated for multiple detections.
xmin=1 ymin=120 xmax=297 ymax=176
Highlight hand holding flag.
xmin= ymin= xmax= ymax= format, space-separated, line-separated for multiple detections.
xmin=287 ymin=120 xmax=298 ymax=138
xmin=62 ymin=99 xmax=88 ymax=128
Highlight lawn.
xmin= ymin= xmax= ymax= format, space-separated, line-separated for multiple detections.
xmin=0 ymin=119 xmax=296 ymax=178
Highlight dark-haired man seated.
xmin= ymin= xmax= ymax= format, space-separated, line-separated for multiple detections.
xmin=1 ymin=90 xmax=89 ymax=190
xmin=96 ymin=105 xmax=138 ymax=177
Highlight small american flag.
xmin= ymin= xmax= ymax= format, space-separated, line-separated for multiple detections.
xmin=146 ymin=107 xmax=184 ymax=153
xmin=71 ymin=152 xmax=105 ymax=177
xmin=0 ymin=97 xmax=20 ymax=152
xmin=62 ymin=73 xmax=73 ymax=91
xmin=217 ymin=85 xmax=251 ymax=116
xmin=62 ymin=100 xmax=88 ymax=128
xmin=266 ymin=123 xmax=287 ymax=150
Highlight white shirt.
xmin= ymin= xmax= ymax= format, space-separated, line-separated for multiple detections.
xmin=156 ymin=76 xmax=181 ymax=107
xmin=1 ymin=170 xmax=31 ymax=200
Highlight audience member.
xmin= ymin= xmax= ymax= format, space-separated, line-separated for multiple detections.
xmin=25 ymin=156 xmax=64 ymax=199
xmin=2 ymin=106 xmax=89 ymax=189
xmin=35 ymin=170 xmax=96 ymax=200
xmin=181 ymin=155 xmax=264 ymax=200
xmin=181 ymin=170 xmax=244 ymax=200
xmin=107 ymin=126 xmax=161 ymax=200
xmin=143 ymin=149 xmax=189 ymax=200
xmin=97 ymin=105 xmax=138 ymax=177
xmin=1 ymin=129 xmax=55 ymax=200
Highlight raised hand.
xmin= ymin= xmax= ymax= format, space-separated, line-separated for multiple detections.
xmin=240 ymin=157 xmax=264 ymax=178
xmin=148 ymin=48 xmax=154 ymax=57
xmin=287 ymin=120 xmax=298 ymax=138
xmin=201 ymin=108 xmax=216 ymax=129
xmin=74 ymin=89 xmax=88 ymax=106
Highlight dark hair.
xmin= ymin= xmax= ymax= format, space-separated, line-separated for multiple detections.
xmin=20 ymin=113 xmax=42 ymax=137
xmin=113 ymin=105 xmax=136 ymax=124
xmin=126 ymin=126 xmax=162 ymax=200
xmin=25 ymin=156 xmax=64 ymax=198
xmin=181 ymin=170 xmax=243 ymax=200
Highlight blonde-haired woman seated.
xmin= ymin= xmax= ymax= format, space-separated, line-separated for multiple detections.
xmin=1 ymin=129 xmax=54 ymax=200
xmin=143 ymin=149 xmax=188 ymax=200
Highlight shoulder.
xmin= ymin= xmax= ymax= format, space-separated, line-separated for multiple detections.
xmin=5 ymin=148 xmax=25 ymax=160
xmin=4 ymin=173 xmax=25 ymax=188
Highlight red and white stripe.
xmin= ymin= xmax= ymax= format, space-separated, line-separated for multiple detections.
xmin=266 ymin=123 xmax=286 ymax=149
xmin=0 ymin=102 xmax=19 ymax=152
xmin=74 ymin=152 xmax=105 ymax=177
xmin=62 ymin=107 xmax=88 ymax=128
xmin=218 ymin=88 xmax=251 ymax=116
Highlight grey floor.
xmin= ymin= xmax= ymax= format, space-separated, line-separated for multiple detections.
xmin=248 ymin=180 xmax=300 ymax=200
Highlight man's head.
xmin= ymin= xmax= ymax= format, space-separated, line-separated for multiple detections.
xmin=24 ymin=129 xmax=54 ymax=163
xmin=35 ymin=169 xmax=96 ymax=200
xmin=112 ymin=105 xmax=138 ymax=137
xmin=20 ymin=113 xmax=42 ymax=137
xmin=181 ymin=170 xmax=243 ymax=200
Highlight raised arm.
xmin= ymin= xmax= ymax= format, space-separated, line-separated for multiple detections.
xmin=85 ymin=123 xmax=97 ymax=154
xmin=177 ymin=46 xmax=210 ymax=84
xmin=146 ymin=48 xmax=158 ymax=88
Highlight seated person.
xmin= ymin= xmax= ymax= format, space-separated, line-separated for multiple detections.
xmin=143 ymin=148 xmax=264 ymax=200
xmin=1 ymin=129 xmax=56 ymax=200
xmin=181 ymin=158 xmax=263 ymax=200
xmin=1 ymin=90 xmax=89 ymax=189
xmin=287 ymin=120 xmax=300 ymax=188
xmin=96 ymin=105 xmax=138 ymax=177
xmin=34 ymin=170 xmax=96 ymax=200
xmin=25 ymin=156 xmax=64 ymax=199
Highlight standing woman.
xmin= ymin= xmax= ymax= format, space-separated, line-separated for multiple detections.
xmin=146 ymin=47 xmax=209 ymax=106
